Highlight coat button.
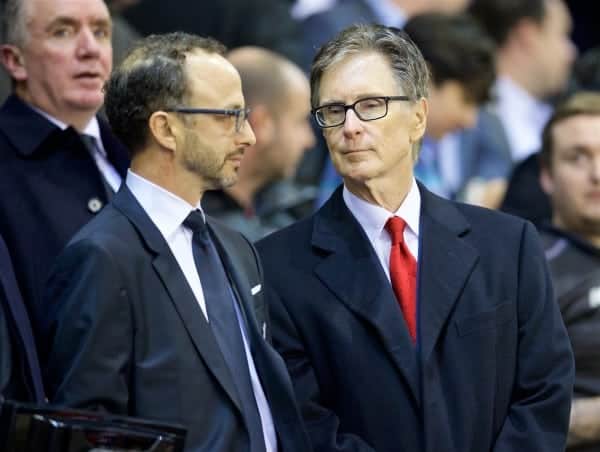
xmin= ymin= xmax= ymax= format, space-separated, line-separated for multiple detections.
xmin=87 ymin=197 xmax=103 ymax=213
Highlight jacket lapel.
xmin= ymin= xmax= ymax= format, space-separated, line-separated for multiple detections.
xmin=417 ymin=187 xmax=479 ymax=363
xmin=312 ymin=189 xmax=420 ymax=404
xmin=208 ymin=222 xmax=263 ymax=343
xmin=111 ymin=186 xmax=242 ymax=412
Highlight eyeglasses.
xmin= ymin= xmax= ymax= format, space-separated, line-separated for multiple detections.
xmin=164 ymin=107 xmax=251 ymax=133
xmin=312 ymin=96 xmax=411 ymax=128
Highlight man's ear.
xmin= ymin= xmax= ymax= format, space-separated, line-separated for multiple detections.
xmin=0 ymin=45 xmax=27 ymax=81
xmin=148 ymin=111 xmax=178 ymax=152
xmin=248 ymin=104 xmax=275 ymax=146
xmin=409 ymin=97 xmax=428 ymax=144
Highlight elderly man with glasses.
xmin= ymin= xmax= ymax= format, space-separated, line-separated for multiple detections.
xmin=256 ymin=23 xmax=574 ymax=452
xmin=40 ymin=32 xmax=311 ymax=452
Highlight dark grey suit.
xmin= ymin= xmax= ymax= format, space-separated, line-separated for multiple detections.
xmin=41 ymin=186 xmax=310 ymax=452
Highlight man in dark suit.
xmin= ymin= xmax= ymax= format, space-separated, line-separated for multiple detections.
xmin=1 ymin=234 xmax=44 ymax=403
xmin=256 ymin=24 xmax=574 ymax=452
xmin=41 ymin=32 xmax=311 ymax=452
xmin=0 ymin=0 xmax=129 ymax=334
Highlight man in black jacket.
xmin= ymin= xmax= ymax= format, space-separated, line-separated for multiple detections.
xmin=0 ymin=0 xmax=129 ymax=334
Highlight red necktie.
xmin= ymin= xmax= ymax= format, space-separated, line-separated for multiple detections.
xmin=385 ymin=216 xmax=417 ymax=342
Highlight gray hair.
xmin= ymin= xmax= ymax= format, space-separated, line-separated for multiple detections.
xmin=1 ymin=0 xmax=29 ymax=45
xmin=310 ymin=23 xmax=430 ymax=108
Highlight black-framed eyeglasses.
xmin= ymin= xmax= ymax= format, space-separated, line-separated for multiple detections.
xmin=164 ymin=107 xmax=251 ymax=133
xmin=312 ymin=96 xmax=411 ymax=128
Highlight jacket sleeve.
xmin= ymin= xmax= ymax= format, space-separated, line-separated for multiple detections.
xmin=42 ymin=239 xmax=132 ymax=413
xmin=492 ymin=221 xmax=574 ymax=451
xmin=0 ymin=296 xmax=12 ymax=397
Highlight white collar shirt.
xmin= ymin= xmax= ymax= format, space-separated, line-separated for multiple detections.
xmin=343 ymin=178 xmax=420 ymax=282
xmin=493 ymin=76 xmax=552 ymax=162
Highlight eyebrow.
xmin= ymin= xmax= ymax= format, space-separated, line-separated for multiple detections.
xmin=46 ymin=15 xmax=112 ymax=30
xmin=318 ymin=93 xmax=389 ymax=105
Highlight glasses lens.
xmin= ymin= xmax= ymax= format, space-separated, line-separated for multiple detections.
xmin=316 ymin=105 xmax=345 ymax=127
xmin=355 ymin=97 xmax=387 ymax=121
xmin=234 ymin=109 xmax=248 ymax=132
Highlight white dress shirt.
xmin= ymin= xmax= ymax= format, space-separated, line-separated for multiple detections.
xmin=33 ymin=107 xmax=122 ymax=192
xmin=126 ymin=170 xmax=277 ymax=452
xmin=343 ymin=178 xmax=420 ymax=282
xmin=493 ymin=76 xmax=552 ymax=162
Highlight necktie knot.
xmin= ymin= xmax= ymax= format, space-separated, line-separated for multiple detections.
xmin=80 ymin=134 xmax=97 ymax=153
xmin=184 ymin=210 xmax=210 ymax=244
xmin=385 ymin=216 xmax=407 ymax=245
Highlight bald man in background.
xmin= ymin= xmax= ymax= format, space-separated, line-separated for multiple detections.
xmin=203 ymin=47 xmax=315 ymax=240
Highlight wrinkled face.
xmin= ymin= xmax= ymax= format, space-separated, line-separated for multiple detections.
xmin=530 ymin=0 xmax=576 ymax=97
xmin=426 ymin=80 xmax=477 ymax=140
xmin=13 ymin=0 xmax=112 ymax=120
xmin=266 ymin=69 xmax=315 ymax=180
xmin=317 ymin=52 xmax=426 ymax=189
xmin=176 ymin=50 xmax=256 ymax=191
xmin=541 ymin=115 xmax=600 ymax=238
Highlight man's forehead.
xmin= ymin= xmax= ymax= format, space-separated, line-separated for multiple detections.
xmin=319 ymin=52 xmax=397 ymax=98
xmin=185 ymin=50 xmax=244 ymax=104
xmin=26 ymin=0 xmax=110 ymax=25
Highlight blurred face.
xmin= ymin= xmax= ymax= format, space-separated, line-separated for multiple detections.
xmin=11 ymin=0 xmax=112 ymax=122
xmin=266 ymin=68 xmax=315 ymax=180
xmin=426 ymin=80 xmax=478 ymax=140
xmin=541 ymin=115 xmax=600 ymax=242
xmin=317 ymin=52 xmax=426 ymax=192
xmin=530 ymin=0 xmax=576 ymax=97
xmin=432 ymin=0 xmax=470 ymax=13
xmin=175 ymin=50 xmax=256 ymax=191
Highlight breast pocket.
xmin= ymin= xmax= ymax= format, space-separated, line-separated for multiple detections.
xmin=455 ymin=301 xmax=515 ymax=337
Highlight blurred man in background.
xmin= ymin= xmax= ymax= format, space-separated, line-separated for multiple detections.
xmin=203 ymin=47 xmax=315 ymax=240
xmin=539 ymin=91 xmax=600 ymax=452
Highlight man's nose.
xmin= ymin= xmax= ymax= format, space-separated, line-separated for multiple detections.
xmin=76 ymin=28 xmax=102 ymax=58
xmin=342 ymin=108 xmax=363 ymax=137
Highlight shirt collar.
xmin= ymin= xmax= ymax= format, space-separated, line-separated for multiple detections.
xmin=494 ymin=76 xmax=550 ymax=119
xmin=126 ymin=169 xmax=203 ymax=241
xmin=343 ymin=177 xmax=421 ymax=241
xmin=492 ymin=76 xmax=553 ymax=160
xmin=362 ymin=0 xmax=407 ymax=27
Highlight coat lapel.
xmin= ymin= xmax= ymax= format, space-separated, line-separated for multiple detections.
xmin=111 ymin=186 xmax=242 ymax=413
xmin=312 ymin=189 xmax=420 ymax=404
xmin=417 ymin=187 xmax=479 ymax=363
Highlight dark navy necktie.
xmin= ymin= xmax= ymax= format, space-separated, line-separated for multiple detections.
xmin=80 ymin=134 xmax=115 ymax=200
xmin=183 ymin=210 xmax=266 ymax=452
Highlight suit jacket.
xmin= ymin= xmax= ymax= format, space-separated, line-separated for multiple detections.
xmin=41 ymin=186 xmax=311 ymax=452
xmin=0 ymin=95 xmax=129 ymax=335
xmin=256 ymin=185 xmax=574 ymax=452
xmin=0 ymin=235 xmax=44 ymax=403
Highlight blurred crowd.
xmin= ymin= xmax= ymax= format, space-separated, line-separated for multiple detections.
xmin=2 ymin=0 xmax=600 ymax=451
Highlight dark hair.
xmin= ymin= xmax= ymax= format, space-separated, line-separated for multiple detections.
xmin=468 ymin=0 xmax=546 ymax=46
xmin=540 ymin=91 xmax=600 ymax=168
xmin=404 ymin=12 xmax=496 ymax=104
xmin=568 ymin=46 xmax=600 ymax=94
xmin=310 ymin=23 xmax=429 ymax=109
xmin=103 ymin=31 xmax=226 ymax=155
xmin=1 ymin=0 xmax=28 ymax=45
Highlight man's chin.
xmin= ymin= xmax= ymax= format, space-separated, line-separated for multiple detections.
xmin=67 ymin=93 xmax=105 ymax=112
